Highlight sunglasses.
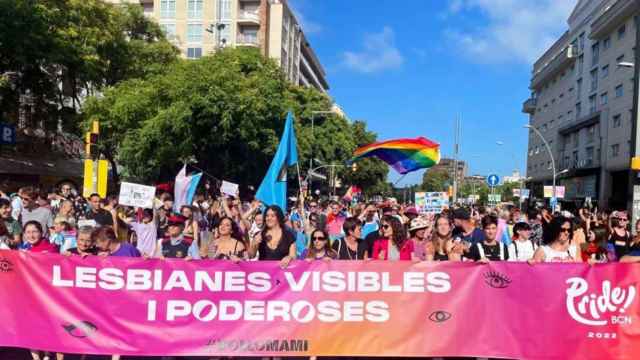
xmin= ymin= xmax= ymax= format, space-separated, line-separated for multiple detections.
xmin=382 ymin=224 xmax=390 ymax=229
xmin=313 ymin=236 xmax=326 ymax=241
xmin=560 ymin=228 xmax=571 ymax=233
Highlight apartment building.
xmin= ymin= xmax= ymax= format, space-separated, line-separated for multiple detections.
xmin=106 ymin=0 xmax=329 ymax=93
xmin=430 ymin=158 xmax=467 ymax=184
xmin=523 ymin=0 xmax=638 ymax=209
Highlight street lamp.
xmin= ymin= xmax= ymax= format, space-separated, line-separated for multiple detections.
xmin=524 ymin=124 xmax=559 ymax=207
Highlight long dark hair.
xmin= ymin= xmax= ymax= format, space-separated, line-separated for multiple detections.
xmin=382 ymin=215 xmax=407 ymax=248
xmin=260 ymin=205 xmax=287 ymax=243
xmin=217 ymin=216 xmax=244 ymax=246
xmin=307 ymin=229 xmax=336 ymax=259
xmin=432 ymin=215 xmax=452 ymax=254
xmin=543 ymin=216 xmax=573 ymax=245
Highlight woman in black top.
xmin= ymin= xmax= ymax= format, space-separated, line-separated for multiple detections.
xmin=248 ymin=205 xmax=296 ymax=268
xmin=609 ymin=216 xmax=631 ymax=260
xmin=332 ymin=217 xmax=367 ymax=260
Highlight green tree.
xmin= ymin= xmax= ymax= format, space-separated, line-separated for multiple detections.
xmin=83 ymin=47 xmax=388 ymax=191
xmin=421 ymin=169 xmax=451 ymax=192
xmin=0 ymin=0 xmax=178 ymax=132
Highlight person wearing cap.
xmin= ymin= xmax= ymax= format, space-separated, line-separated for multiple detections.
xmin=358 ymin=203 xmax=379 ymax=239
xmin=157 ymin=215 xmax=200 ymax=260
xmin=507 ymin=222 xmax=537 ymax=262
xmin=409 ymin=217 xmax=431 ymax=261
xmin=452 ymin=208 xmax=484 ymax=246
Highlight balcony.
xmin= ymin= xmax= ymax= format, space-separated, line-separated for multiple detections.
xmin=236 ymin=33 xmax=259 ymax=47
xmin=560 ymin=157 xmax=601 ymax=171
xmin=530 ymin=45 xmax=576 ymax=90
xmin=590 ymin=0 xmax=635 ymax=40
xmin=522 ymin=97 xmax=537 ymax=114
xmin=558 ymin=110 xmax=600 ymax=135
xmin=237 ymin=11 xmax=260 ymax=25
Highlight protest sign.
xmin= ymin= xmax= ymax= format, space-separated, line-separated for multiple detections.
xmin=118 ymin=182 xmax=156 ymax=209
xmin=221 ymin=180 xmax=239 ymax=197
xmin=416 ymin=192 xmax=448 ymax=213
xmin=0 ymin=251 xmax=638 ymax=358
xmin=544 ymin=186 xmax=565 ymax=198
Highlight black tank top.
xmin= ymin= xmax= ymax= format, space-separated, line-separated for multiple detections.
xmin=609 ymin=230 xmax=630 ymax=259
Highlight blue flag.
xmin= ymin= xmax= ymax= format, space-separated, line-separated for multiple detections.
xmin=256 ymin=112 xmax=298 ymax=211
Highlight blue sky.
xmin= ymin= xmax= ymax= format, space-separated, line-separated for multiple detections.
xmin=290 ymin=0 xmax=577 ymax=186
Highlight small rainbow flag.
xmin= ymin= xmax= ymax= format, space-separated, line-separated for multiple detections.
xmin=351 ymin=137 xmax=441 ymax=174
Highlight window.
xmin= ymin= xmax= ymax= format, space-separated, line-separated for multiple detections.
xmin=187 ymin=47 xmax=202 ymax=59
xmin=603 ymin=36 xmax=611 ymax=50
xmin=551 ymin=98 xmax=556 ymax=105
xmin=602 ymin=64 xmax=609 ymax=78
xmin=573 ymin=151 xmax=579 ymax=166
xmin=559 ymin=92 xmax=564 ymax=99
xmin=577 ymin=78 xmax=582 ymax=96
xmin=617 ymin=54 xmax=625 ymax=66
xmin=591 ymin=42 xmax=599 ymax=65
xmin=188 ymin=0 xmax=203 ymax=19
xmin=601 ymin=92 xmax=608 ymax=105
xmin=576 ymin=102 xmax=582 ymax=118
xmin=586 ymin=146 xmax=594 ymax=166
xmin=187 ymin=24 xmax=203 ymax=43
xmin=542 ymin=124 xmax=548 ymax=132
xmin=579 ymin=32 xmax=585 ymax=50
xmin=550 ymin=119 xmax=555 ymax=128
xmin=613 ymin=114 xmax=622 ymax=128
xmin=612 ymin=144 xmax=620 ymax=157
xmin=535 ymin=146 xmax=540 ymax=154
xmin=219 ymin=22 xmax=231 ymax=46
xmin=160 ymin=0 xmax=176 ymax=18
xmin=573 ymin=132 xmax=579 ymax=147
xmin=589 ymin=95 xmax=596 ymax=113
xmin=618 ymin=24 xmax=626 ymax=40
xmin=578 ymin=55 xmax=584 ymax=74
xmin=160 ymin=23 xmax=177 ymax=40
xmin=217 ymin=0 xmax=232 ymax=20
xmin=590 ymin=69 xmax=598 ymax=92
xmin=547 ymin=161 xmax=552 ymax=170
xmin=587 ymin=126 xmax=595 ymax=143
xmin=567 ymin=110 xmax=573 ymax=119
xmin=616 ymin=84 xmax=624 ymax=98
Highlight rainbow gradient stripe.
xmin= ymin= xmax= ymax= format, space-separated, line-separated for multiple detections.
xmin=352 ymin=137 xmax=440 ymax=174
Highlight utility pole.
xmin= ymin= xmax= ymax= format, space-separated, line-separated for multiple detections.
xmin=629 ymin=7 xmax=640 ymax=229
xmin=452 ymin=116 xmax=461 ymax=205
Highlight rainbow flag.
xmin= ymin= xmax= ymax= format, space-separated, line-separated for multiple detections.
xmin=351 ymin=137 xmax=440 ymax=174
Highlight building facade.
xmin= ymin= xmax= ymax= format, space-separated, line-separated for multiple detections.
xmin=106 ymin=0 xmax=329 ymax=93
xmin=431 ymin=158 xmax=467 ymax=183
xmin=523 ymin=0 xmax=638 ymax=209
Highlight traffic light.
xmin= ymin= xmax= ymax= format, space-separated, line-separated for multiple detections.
xmin=85 ymin=120 xmax=100 ymax=158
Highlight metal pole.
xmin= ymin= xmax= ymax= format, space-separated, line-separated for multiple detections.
xmin=629 ymin=3 xmax=640 ymax=229
xmin=526 ymin=125 xmax=556 ymax=208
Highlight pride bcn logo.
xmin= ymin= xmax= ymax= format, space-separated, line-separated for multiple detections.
xmin=565 ymin=277 xmax=636 ymax=326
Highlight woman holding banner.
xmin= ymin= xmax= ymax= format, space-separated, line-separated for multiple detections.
xmin=530 ymin=216 xmax=579 ymax=263
xmin=429 ymin=215 xmax=462 ymax=261
xmin=303 ymin=228 xmax=337 ymax=260
xmin=203 ymin=216 xmax=246 ymax=261
xmin=248 ymin=205 xmax=296 ymax=268
xmin=372 ymin=215 xmax=414 ymax=260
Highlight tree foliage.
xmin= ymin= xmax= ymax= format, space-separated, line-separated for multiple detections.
xmin=0 ymin=0 xmax=178 ymax=132
xmin=83 ymin=47 xmax=390 ymax=192
xmin=421 ymin=169 xmax=451 ymax=192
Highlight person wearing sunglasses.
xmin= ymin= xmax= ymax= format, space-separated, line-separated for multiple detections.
xmin=372 ymin=215 xmax=414 ymax=261
xmin=608 ymin=214 xmax=631 ymax=260
xmin=530 ymin=216 xmax=579 ymax=263
xmin=303 ymin=229 xmax=337 ymax=260
xmin=332 ymin=217 xmax=367 ymax=260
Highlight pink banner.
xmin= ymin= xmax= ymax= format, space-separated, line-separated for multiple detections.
xmin=0 ymin=249 xmax=639 ymax=358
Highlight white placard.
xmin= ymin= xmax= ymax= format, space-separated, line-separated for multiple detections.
xmin=221 ymin=180 xmax=239 ymax=197
xmin=118 ymin=182 xmax=156 ymax=209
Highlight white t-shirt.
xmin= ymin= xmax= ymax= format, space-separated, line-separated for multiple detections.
xmin=130 ymin=221 xmax=157 ymax=257
xmin=541 ymin=244 xmax=578 ymax=263
xmin=508 ymin=240 xmax=537 ymax=261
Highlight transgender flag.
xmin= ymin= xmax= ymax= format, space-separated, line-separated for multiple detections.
xmin=173 ymin=165 xmax=202 ymax=213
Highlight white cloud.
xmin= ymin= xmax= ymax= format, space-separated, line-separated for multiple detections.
xmin=444 ymin=0 xmax=578 ymax=64
xmin=342 ymin=27 xmax=404 ymax=73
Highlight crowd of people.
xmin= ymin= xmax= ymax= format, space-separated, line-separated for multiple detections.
xmin=2 ymin=182 xmax=640 ymax=359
